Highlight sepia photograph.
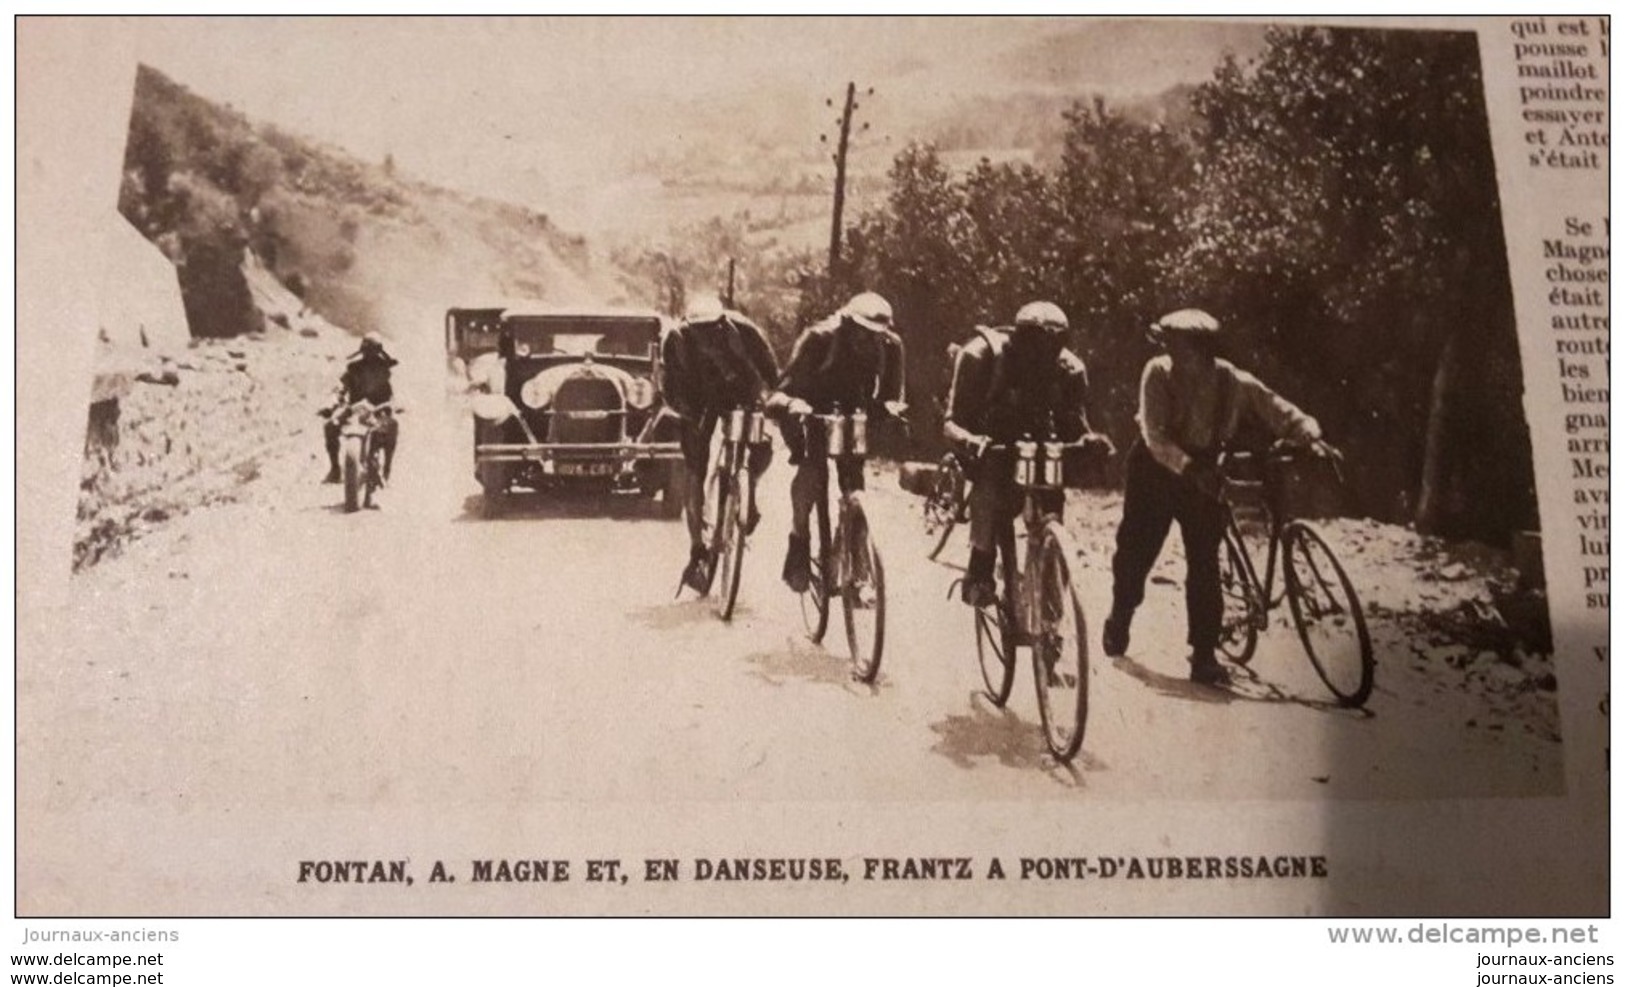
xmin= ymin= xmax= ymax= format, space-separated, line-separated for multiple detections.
xmin=16 ymin=16 xmax=1593 ymax=920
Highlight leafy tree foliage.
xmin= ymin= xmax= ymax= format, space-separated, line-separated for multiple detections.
xmin=819 ymin=25 xmax=1531 ymax=543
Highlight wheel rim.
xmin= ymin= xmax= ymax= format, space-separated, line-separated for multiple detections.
xmin=715 ymin=478 xmax=747 ymax=621
xmin=843 ymin=517 xmax=885 ymax=682
xmin=1032 ymin=529 xmax=1087 ymax=761
xmin=1284 ymin=524 xmax=1374 ymax=707
xmin=1218 ymin=532 xmax=1260 ymax=665
xmin=974 ymin=597 xmax=1016 ymax=707
xmin=799 ymin=551 xmax=829 ymax=640
xmin=924 ymin=458 xmax=961 ymax=560
xmin=341 ymin=440 xmax=361 ymax=512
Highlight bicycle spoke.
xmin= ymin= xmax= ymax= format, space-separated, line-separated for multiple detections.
xmin=1218 ymin=530 xmax=1261 ymax=665
xmin=843 ymin=502 xmax=885 ymax=683
xmin=1032 ymin=524 xmax=1087 ymax=762
xmin=1285 ymin=523 xmax=1374 ymax=707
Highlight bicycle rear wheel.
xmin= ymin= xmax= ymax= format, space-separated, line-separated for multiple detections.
xmin=975 ymin=529 xmax=1019 ymax=706
xmin=974 ymin=598 xmax=1016 ymax=707
xmin=925 ymin=454 xmax=965 ymax=562
xmin=1283 ymin=522 xmax=1374 ymax=707
xmin=713 ymin=470 xmax=749 ymax=621
xmin=1218 ymin=527 xmax=1260 ymax=665
xmin=800 ymin=498 xmax=831 ymax=643
xmin=1031 ymin=521 xmax=1088 ymax=762
xmin=841 ymin=494 xmax=886 ymax=683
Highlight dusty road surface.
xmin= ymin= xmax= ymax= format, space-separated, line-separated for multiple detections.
xmin=22 ymin=332 xmax=1562 ymax=914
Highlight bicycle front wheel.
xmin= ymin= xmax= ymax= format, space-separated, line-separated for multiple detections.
xmin=1218 ymin=527 xmax=1260 ymax=666
xmin=341 ymin=435 xmax=363 ymax=513
xmin=1283 ymin=522 xmax=1374 ymax=707
xmin=1031 ymin=522 xmax=1088 ymax=762
xmin=840 ymin=494 xmax=886 ymax=683
xmin=713 ymin=470 xmax=749 ymax=622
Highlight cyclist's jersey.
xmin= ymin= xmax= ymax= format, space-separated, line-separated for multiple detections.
xmin=660 ymin=314 xmax=780 ymax=419
xmin=946 ymin=328 xmax=1091 ymax=444
xmin=1137 ymin=355 xmax=1321 ymax=475
xmin=775 ymin=315 xmax=905 ymax=413
xmin=341 ymin=353 xmax=395 ymax=405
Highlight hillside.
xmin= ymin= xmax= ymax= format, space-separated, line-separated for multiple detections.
xmin=81 ymin=64 xmax=637 ymax=570
xmin=117 ymin=64 xmax=624 ymax=344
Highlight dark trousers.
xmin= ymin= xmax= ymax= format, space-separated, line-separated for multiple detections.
xmin=1109 ymin=441 xmax=1226 ymax=650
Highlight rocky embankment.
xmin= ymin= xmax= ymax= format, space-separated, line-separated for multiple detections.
xmin=75 ymin=311 xmax=353 ymax=571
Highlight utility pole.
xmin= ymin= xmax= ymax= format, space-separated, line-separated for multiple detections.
xmin=822 ymin=82 xmax=871 ymax=278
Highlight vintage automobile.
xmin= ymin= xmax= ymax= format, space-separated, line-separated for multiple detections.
xmin=447 ymin=304 xmax=685 ymax=517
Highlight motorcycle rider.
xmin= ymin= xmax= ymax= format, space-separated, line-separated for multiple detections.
xmin=1103 ymin=308 xmax=1334 ymax=686
xmin=766 ymin=291 xmax=907 ymax=593
xmin=321 ymin=331 xmax=399 ymax=484
xmin=942 ymin=301 xmax=1113 ymax=608
xmin=659 ymin=293 xmax=782 ymax=595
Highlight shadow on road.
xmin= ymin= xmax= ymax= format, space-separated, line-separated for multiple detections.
xmin=628 ymin=598 xmax=730 ymax=631
xmin=741 ymin=638 xmax=887 ymax=695
xmin=453 ymin=492 xmax=681 ymax=523
xmin=927 ymin=693 xmax=1106 ymax=785
xmin=1111 ymin=655 xmax=1369 ymax=717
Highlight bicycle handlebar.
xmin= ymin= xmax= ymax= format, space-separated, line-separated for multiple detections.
xmin=1219 ymin=438 xmax=1346 ymax=491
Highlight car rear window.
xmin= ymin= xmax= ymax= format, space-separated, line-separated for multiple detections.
xmin=507 ymin=316 xmax=659 ymax=357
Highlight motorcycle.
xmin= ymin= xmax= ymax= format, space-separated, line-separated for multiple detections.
xmin=327 ymin=399 xmax=398 ymax=512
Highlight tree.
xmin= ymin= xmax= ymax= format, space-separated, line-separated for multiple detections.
xmin=1178 ymin=26 xmax=1531 ymax=541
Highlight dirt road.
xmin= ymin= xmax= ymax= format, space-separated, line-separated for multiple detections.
xmin=21 ymin=329 xmax=1562 ymax=914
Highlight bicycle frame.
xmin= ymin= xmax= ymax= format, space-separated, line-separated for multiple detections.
xmin=1219 ymin=450 xmax=1299 ymax=613
xmin=972 ymin=436 xmax=1092 ymax=760
xmin=708 ymin=408 xmax=766 ymax=546
xmin=992 ymin=448 xmax=1070 ymax=637
xmin=805 ymin=412 xmax=870 ymax=587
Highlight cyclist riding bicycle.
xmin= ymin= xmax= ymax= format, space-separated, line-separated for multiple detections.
xmin=942 ymin=301 xmax=1113 ymax=608
xmin=767 ymin=291 xmax=907 ymax=593
xmin=1103 ymin=308 xmax=1336 ymax=686
xmin=321 ymin=331 xmax=398 ymax=484
xmin=659 ymin=293 xmax=782 ymax=594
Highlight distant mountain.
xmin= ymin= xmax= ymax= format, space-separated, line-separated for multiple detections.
xmin=986 ymin=20 xmax=1267 ymax=95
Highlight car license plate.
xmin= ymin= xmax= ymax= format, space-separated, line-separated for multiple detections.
xmin=557 ymin=461 xmax=615 ymax=477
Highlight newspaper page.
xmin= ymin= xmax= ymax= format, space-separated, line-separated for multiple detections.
xmin=12 ymin=14 xmax=1610 ymax=939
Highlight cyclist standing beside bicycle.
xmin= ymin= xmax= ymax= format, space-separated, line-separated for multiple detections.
xmin=660 ymin=293 xmax=782 ymax=594
xmin=1103 ymin=308 xmax=1336 ymax=686
xmin=942 ymin=301 xmax=1113 ymax=608
xmin=766 ymin=291 xmax=907 ymax=593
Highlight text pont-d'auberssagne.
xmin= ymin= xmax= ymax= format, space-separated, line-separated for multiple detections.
xmin=296 ymin=854 xmax=1329 ymax=886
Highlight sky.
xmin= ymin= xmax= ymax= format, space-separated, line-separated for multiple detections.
xmin=122 ymin=17 xmax=1267 ymax=233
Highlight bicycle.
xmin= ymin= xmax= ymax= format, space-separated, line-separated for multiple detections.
xmin=704 ymin=406 xmax=768 ymax=622
xmin=922 ymin=451 xmax=969 ymax=562
xmin=794 ymin=407 xmax=888 ymax=684
xmin=1215 ymin=441 xmax=1374 ymax=707
xmin=329 ymin=399 xmax=398 ymax=513
xmin=966 ymin=437 xmax=1097 ymax=762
